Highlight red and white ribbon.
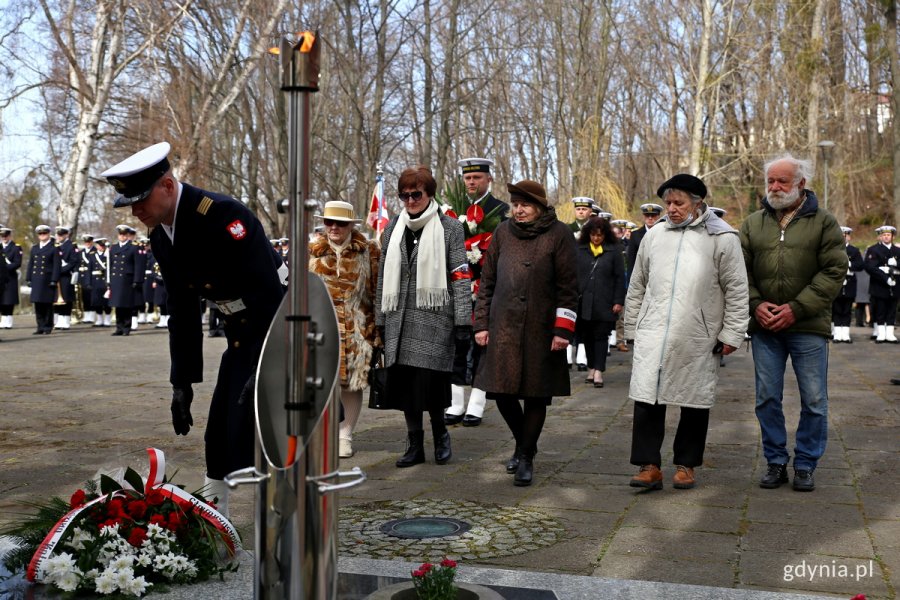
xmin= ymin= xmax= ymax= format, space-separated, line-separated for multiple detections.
xmin=554 ymin=307 xmax=577 ymax=332
xmin=26 ymin=447 xmax=241 ymax=582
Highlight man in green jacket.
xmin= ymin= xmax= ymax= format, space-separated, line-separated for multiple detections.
xmin=739 ymin=154 xmax=845 ymax=492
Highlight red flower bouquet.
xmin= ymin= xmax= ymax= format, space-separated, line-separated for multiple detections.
xmin=411 ymin=558 xmax=458 ymax=600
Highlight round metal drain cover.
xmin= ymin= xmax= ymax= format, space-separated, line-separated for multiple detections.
xmin=379 ymin=517 xmax=471 ymax=539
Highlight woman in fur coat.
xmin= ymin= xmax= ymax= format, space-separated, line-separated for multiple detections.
xmin=309 ymin=201 xmax=381 ymax=458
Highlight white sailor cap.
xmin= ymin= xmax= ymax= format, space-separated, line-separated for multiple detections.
xmin=115 ymin=224 xmax=132 ymax=234
xmin=876 ymin=225 xmax=896 ymax=235
xmin=610 ymin=219 xmax=629 ymax=227
xmin=101 ymin=142 xmax=171 ymax=208
xmin=840 ymin=226 xmax=852 ymax=234
xmin=595 ymin=210 xmax=613 ymax=220
xmin=280 ymin=237 xmax=290 ymax=244
xmin=55 ymin=226 xmax=71 ymax=234
xmin=572 ymin=197 xmax=594 ymax=208
xmin=457 ymin=158 xmax=493 ymax=174
xmin=0 ymin=226 xmax=10 ymax=235
xmin=626 ymin=221 xmax=637 ymax=230
xmin=81 ymin=233 xmax=94 ymax=242
xmin=640 ymin=203 xmax=664 ymax=215
xmin=709 ymin=207 xmax=727 ymax=218
xmin=95 ymin=237 xmax=108 ymax=245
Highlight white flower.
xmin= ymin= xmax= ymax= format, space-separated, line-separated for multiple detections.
xmin=458 ymin=214 xmax=466 ymax=223
xmin=56 ymin=571 xmax=80 ymax=592
xmin=94 ymin=571 xmax=119 ymax=594
xmin=466 ymin=248 xmax=482 ymax=265
xmin=114 ymin=567 xmax=135 ymax=590
xmin=100 ymin=523 xmax=120 ymax=537
xmin=136 ymin=553 xmax=152 ymax=567
xmin=146 ymin=523 xmax=165 ymax=537
xmin=126 ymin=575 xmax=150 ymax=597
xmin=70 ymin=526 xmax=94 ymax=550
xmin=466 ymin=220 xmax=477 ymax=234
xmin=111 ymin=555 xmax=135 ymax=571
xmin=86 ymin=569 xmax=100 ymax=579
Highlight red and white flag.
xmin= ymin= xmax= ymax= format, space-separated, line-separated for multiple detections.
xmin=366 ymin=173 xmax=389 ymax=242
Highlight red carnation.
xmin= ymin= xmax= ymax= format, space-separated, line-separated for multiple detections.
xmin=101 ymin=518 xmax=122 ymax=528
xmin=145 ymin=489 xmax=166 ymax=506
xmin=70 ymin=489 xmax=87 ymax=509
xmin=412 ymin=570 xmax=425 ymax=578
xmin=440 ymin=558 xmax=457 ymax=568
xmin=127 ymin=527 xmax=147 ymax=547
xmin=167 ymin=511 xmax=184 ymax=531
xmin=149 ymin=514 xmax=167 ymax=527
xmin=107 ymin=498 xmax=126 ymax=518
xmin=127 ymin=500 xmax=148 ymax=520
xmin=420 ymin=562 xmax=433 ymax=572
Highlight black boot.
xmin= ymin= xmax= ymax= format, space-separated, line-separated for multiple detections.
xmin=434 ymin=431 xmax=451 ymax=465
xmin=514 ymin=451 xmax=535 ymax=486
xmin=396 ymin=431 xmax=425 ymax=468
xmin=506 ymin=446 xmax=522 ymax=474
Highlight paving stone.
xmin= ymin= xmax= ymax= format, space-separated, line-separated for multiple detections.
xmin=620 ymin=501 xmax=743 ymax=534
xmin=742 ymin=522 xmax=874 ymax=559
xmin=595 ymin=554 xmax=737 ymax=588
xmin=605 ymin=527 xmax=739 ymax=561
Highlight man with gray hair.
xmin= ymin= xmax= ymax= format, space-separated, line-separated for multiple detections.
xmin=739 ymin=154 xmax=845 ymax=492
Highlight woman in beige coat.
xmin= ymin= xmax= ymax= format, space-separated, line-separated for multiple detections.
xmin=623 ymin=174 xmax=749 ymax=490
xmin=309 ymin=201 xmax=380 ymax=458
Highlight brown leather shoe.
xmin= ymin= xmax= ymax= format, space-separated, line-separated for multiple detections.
xmin=616 ymin=342 xmax=629 ymax=353
xmin=673 ymin=465 xmax=695 ymax=489
xmin=629 ymin=464 xmax=662 ymax=490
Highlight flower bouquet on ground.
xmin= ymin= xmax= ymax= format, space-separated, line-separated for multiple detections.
xmin=0 ymin=448 xmax=240 ymax=597
xmin=411 ymin=558 xmax=457 ymax=600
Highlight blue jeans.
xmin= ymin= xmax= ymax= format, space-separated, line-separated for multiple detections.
xmin=751 ymin=331 xmax=829 ymax=471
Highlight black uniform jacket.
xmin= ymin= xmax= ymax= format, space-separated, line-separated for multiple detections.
xmin=864 ymin=242 xmax=900 ymax=300
xmin=57 ymin=238 xmax=79 ymax=302
xmin=626 ymin=225 xmax=648 ymax=279
xmin=27 ymin=242 xmax=61 ymax=304
xmin=838 ymin=244 xmax=864 ymax=299
xmin=2 ymin=241 xmax=23 ymax=305
xmin=108 ymin=240 xmax=142 ymax=307
xmin=150 ymin=183 xmax=285 ymax=386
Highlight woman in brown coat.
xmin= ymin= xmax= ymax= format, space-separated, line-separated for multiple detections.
xmin=473 ymin=180 xmax=579 ymax=486
xmin=309 ymin=201 xmax=380 ymax=459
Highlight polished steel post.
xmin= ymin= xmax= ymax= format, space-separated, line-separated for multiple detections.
xmin=226 ymin=31 xmax=364 ymax=600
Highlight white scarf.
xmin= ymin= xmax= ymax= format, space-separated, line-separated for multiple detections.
xmin=381 ymin=200 xmax=448 ymax=312
xmin=327 ymin=234 xmax=353 ymax=276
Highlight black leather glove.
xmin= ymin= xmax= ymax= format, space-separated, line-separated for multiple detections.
xmin=171 ymin=385 xmax=193 ymax=435
xmin=238 ymin=374 xmax=256 ymax=405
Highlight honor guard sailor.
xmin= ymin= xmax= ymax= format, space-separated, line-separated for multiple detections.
xmin=26 ymin=225 xmax=60 ymax=334
xmin=570 ymin=197 xmax=594 ymax=235
xmin=0 ymin=226 xmax=23 ymax=329
xmin=864 ymin=225 xmax=900 ymax=343
xmin=78 ymin=234 xmax=97 ymax=324
xmin=832 ymin=227 xmax=864 ymax=343
xmin=108 ymin=224 xmax=142 ymax=335
xmin=626 ymin=202 xmax=663 ymax=285
xmin=446 ymin=157 xmax=509 ymax=427
xmin=102 ymin=141 xmax=287 ymax=517
xmin=54 ymin=226 xmax=79 ymax=329
xmin=0 ymin=225 xmax=7 ymax=340
xmin=89 ymin=237 xmax=112 ymax=326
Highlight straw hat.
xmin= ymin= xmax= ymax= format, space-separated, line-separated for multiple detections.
xmin=317 ymin=200 xmax=360 ymax=223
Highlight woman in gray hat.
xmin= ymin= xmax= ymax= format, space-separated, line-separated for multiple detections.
xmin=473 ymin=180 xmax=579 ymax=486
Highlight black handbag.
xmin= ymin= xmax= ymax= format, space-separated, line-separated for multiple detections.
xmin=367 ymin=347 xmax=390 ymax=409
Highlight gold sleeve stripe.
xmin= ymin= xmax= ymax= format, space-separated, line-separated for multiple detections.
xmin=197 ymin=196 xmax=213 ymax=215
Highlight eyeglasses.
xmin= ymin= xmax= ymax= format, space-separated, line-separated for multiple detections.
xmin=398 ymin=191 xmax=425 ymax=202
xmin=323 ymin=219 xmax=350 ymax=228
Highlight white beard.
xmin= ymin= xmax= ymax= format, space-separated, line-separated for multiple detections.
xmin=767 ymin=186 xmax=800 ymax=210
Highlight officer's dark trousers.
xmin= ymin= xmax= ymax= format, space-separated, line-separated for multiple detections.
xmin=871 ymin=296 xmax=898 ymax=325
xmin=630 ymin=401 xmax=709 ymax=468
xmin=34 ymin=302 xmax=54 ymax=332
xmin=115 ymin=306 xmax=133 ymax=332
xmin=205 ymin=321 xmax=260 ymax=479
xmin=54 ymin=301 xmax=72 ymax=317
xmin=832 ymin=297 xmax=853 ymax=327
xmin=0 ymin=303 xmax=13 ymax=316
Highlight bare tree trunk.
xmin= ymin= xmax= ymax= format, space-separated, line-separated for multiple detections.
xmin=688 ymin=0 xmax=712 ymax=176
xmin=806 ymin=0 xmax=827 ymax=172
xmin=887 ymin=0 xmax=900 ymax=225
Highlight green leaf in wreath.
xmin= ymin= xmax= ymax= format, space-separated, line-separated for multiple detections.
xmin=123 ymin=467 xmax=145 ymax=492
xmin=99 ymin=474 xmax=123 ymax=495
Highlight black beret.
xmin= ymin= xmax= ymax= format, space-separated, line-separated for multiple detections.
xmin=656 ymin=174 xmax=707 ymax=200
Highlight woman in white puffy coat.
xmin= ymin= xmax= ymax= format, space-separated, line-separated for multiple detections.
xmin=623 ymin=174 xmax=749 ymax=491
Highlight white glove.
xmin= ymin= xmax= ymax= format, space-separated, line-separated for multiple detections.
xmin=881 ymin=266 xmax=891 ymax=274
xmin=889 ymin=257 xmax=897 ymax=267
xmin=889 ymin=278 xmax=896 ymax=287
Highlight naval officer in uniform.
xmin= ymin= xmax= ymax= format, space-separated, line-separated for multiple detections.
xmin=446 ymin=157 xmax=508 ymax=427
xmin=865 ymin=225 xmax=900 ymax=343
xmin=102 ymin=142 xmax=286 ymax=516
xmin=0 ymin=226 xmax=23 ymax=329
xmin=27 ymin=225 xmax=61 ymax=334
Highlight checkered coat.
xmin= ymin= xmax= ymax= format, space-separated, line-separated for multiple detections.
xmin=375 ymin=212 xmax=471 ymax=371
